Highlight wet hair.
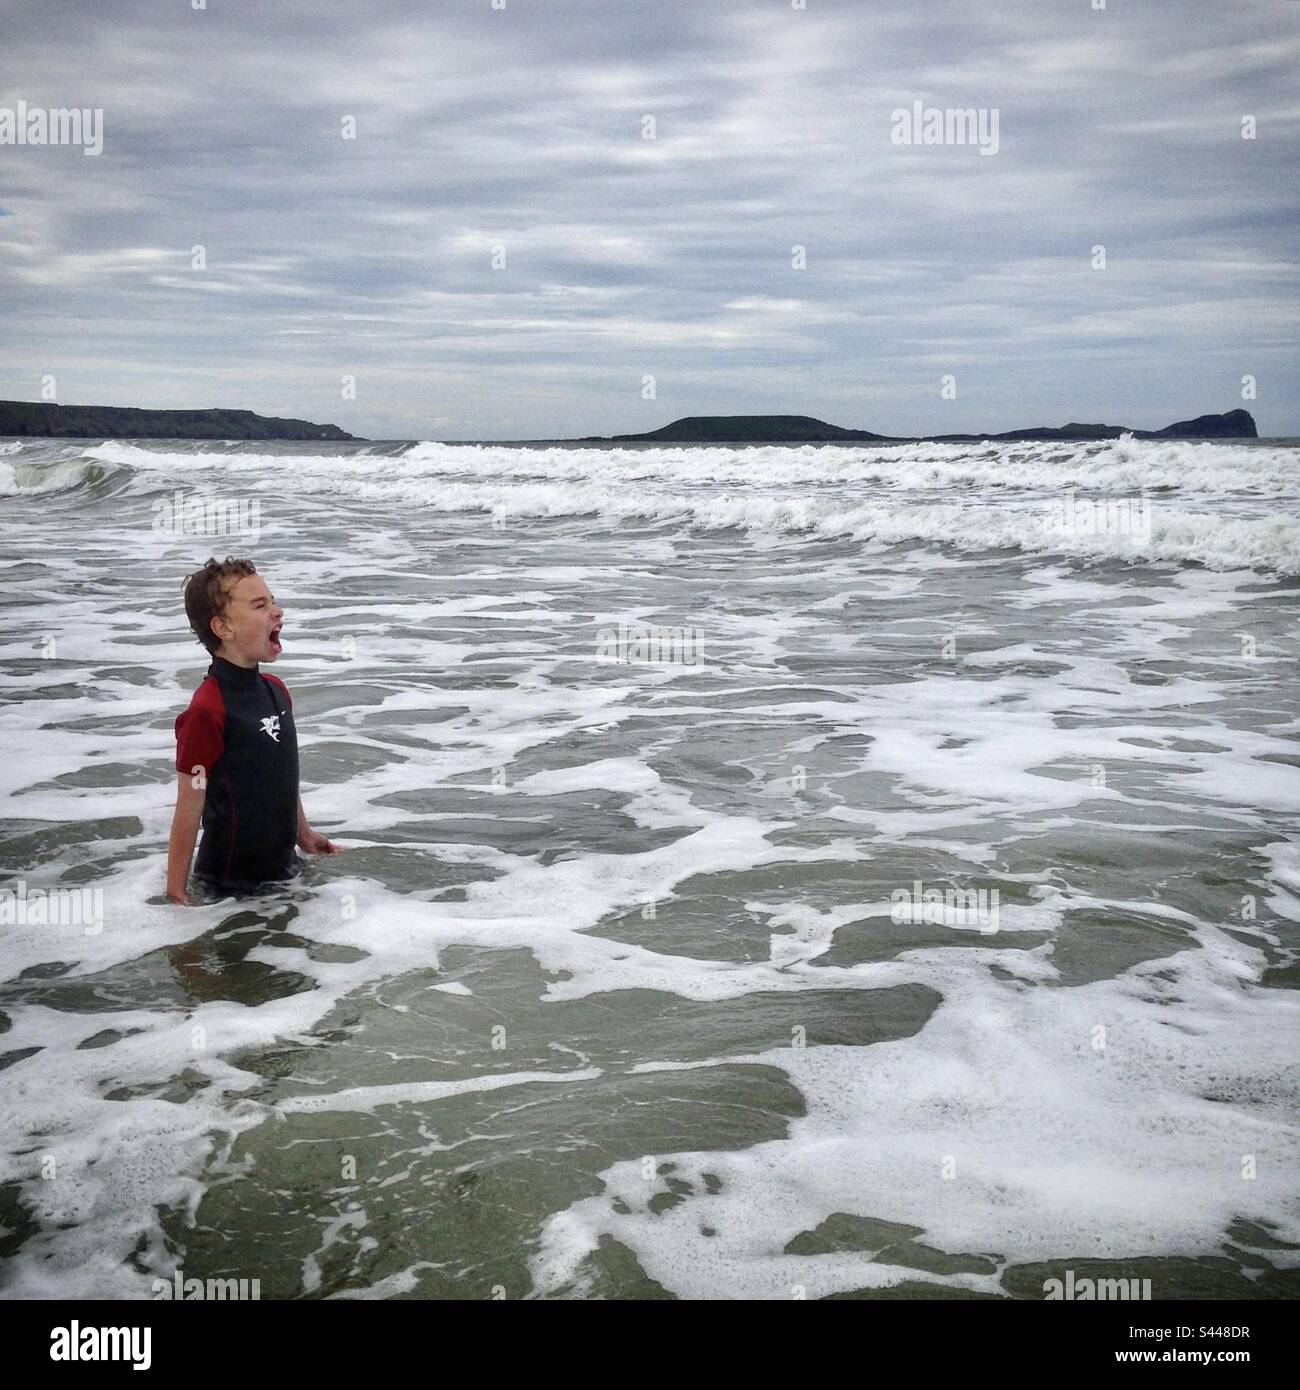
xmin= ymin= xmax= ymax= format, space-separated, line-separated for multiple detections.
xmin=183 ymin=557 xmax=258 ymax=654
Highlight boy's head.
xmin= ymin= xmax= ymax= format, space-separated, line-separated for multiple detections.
xmin=183 ymin=557 xmax=284 ymax=666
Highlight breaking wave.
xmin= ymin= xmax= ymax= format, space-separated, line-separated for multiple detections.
xmin=1 ymin=436 xmax=1294 ymax=574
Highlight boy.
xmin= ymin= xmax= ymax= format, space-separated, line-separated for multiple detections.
xmin=167 ymin=557 xmax=342 ymax=904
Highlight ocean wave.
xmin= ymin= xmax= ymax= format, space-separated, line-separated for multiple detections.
xmin=83 ymin=441 xmax=297 ymax=471
xmin=227 ymin=467 xmax=1294 ymax=574
xmin=0 ymin=456 xmax=136 ymax=499
xmin=74 ymin=436 xmax=1300 ymax=498
xmin=398 ymin=436 xmax=1300 ymax=497
xmin=478 ymin=485 xmax=1300 ymax=574
xmin=25 ymin=437 xmax=1299 ymax=573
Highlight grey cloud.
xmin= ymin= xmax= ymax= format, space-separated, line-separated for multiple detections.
xmin=1 ymin=0 xmax=1296 ymax=438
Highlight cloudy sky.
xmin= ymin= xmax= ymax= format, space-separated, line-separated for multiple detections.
xmin=2 ymin=0 xmax=1297 ymax=440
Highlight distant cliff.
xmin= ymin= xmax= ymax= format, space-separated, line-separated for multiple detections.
xmin=0 ymin=400 xmax=360 ymax=441
xmin=931 ymin=409 xmax=1259 ymax=443
xmin=583 ymin=409 xmax=1258 ymax=446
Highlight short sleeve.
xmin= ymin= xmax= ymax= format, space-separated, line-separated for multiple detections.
xmin=175 ymin=679 xmax=225 ymax=774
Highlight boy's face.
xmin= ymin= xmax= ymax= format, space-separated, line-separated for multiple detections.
xmin=211 ymin=573 xmax=284 ymax=666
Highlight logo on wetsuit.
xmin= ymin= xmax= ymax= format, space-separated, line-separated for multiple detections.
xmin=260 ymin=715 xmax=281 ymax=742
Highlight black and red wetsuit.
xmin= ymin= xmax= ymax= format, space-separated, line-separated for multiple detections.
xmin=175 ymin=655 xmax=302 ymax=895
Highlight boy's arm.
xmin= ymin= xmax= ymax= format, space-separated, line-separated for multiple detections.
xmin=297 ymin=796 xmax=343 ymax=855
xmin=167 ymin=772 xmax=207 ymax=904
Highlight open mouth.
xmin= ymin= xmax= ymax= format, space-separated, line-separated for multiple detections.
xmin=269 ymin=625 xmax=283 ymax=651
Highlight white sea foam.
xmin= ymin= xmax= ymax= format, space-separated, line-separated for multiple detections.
xmin=46 ymin=437 xmax=1299 ymax=574
xmin=75 ymin=433 xmax=1300 ymax=495
xmin=531 ymin=921 xmax=1300 ymax=1299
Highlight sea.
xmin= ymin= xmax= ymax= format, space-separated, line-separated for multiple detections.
xmin=1 ymin=432 xmax=1297 ymax=1300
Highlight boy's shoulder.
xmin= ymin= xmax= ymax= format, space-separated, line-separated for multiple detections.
xmin=175 ymin=673 xmax=225 ymax=772
xmin=180 ymin=670 xmax=223 ymax=714
xmin=263 ymin=672 xmax=292 ymax=705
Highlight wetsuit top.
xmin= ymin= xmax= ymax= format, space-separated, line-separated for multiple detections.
xmin=175 ymin=655 xmax=300 ymax=892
